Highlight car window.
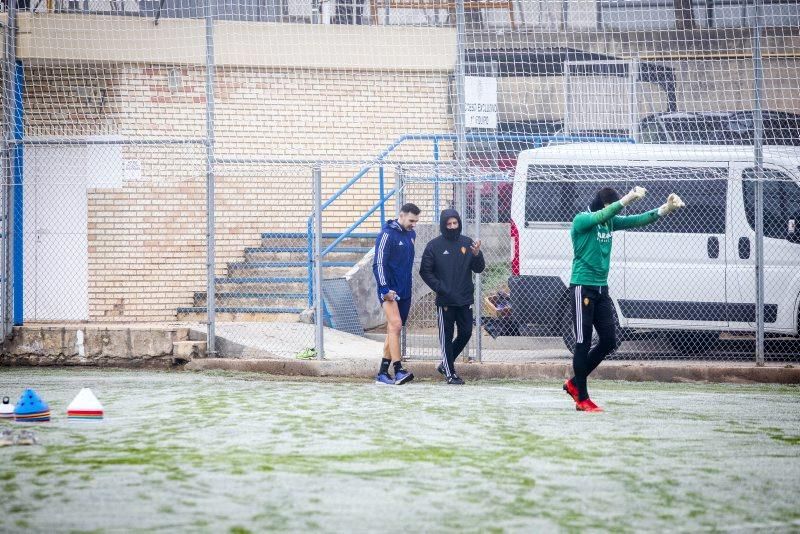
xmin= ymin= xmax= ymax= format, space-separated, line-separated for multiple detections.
xmin=729 ymin=114 xmax=800 ymax=146
xmin=742 ymin=168 xmax=800 ymax=238
xmin=788 ymin=176 xmax=800 ymax=216
xmin=525 ymin=165 xmax=618 ymax=223
xmin=658 ymin=117 xmax=751 ymax=145
xmin=638 ymin=121 xmax=665 ymax=143
xmin=525 ymin=166 xmax=569 ymax=223
xmin=626 ymin=168 xmax=728 ymax=234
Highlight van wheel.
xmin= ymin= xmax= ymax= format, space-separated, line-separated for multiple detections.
xmin=561 ymin=303 xmax=622 ymax=355
xmin=666 ymin=331 xmax=720 ymax=354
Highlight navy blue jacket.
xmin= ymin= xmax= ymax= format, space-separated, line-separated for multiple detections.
xmin=372 ymin=219 xmax=416 ymax=300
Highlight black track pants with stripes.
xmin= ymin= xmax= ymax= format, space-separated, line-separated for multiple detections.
xmin=437 ymin=305 xmax=473 ymax=377
xmin=571 ymin=284 xmax=618 ymax=401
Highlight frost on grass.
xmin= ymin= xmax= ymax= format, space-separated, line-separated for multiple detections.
xmin=0 ymin=369 xmax=798 ymax=532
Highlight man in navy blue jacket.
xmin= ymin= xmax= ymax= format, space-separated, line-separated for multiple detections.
xmin=372 ymin=203 xmax=421 ymax=385
xmin=419 ymin=209 xmax=485 ymax=384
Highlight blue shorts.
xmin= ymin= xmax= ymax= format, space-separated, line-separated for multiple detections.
xmin=379 ymin=296 xmax=412 ymax=326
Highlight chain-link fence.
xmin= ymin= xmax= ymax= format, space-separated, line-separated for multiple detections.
xmin=1 ymin=0 xmax=798 ymax=365
xmin=18 ymin=141 xmax=207 ymax=324
xmin=398 ymin=151 xmax=800 ymax=364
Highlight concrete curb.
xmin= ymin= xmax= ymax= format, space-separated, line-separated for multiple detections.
xmin=185 ymin=359 xmax=800 ymax=384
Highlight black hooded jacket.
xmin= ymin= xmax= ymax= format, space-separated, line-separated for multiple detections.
xmin=419 ymin=209 xmax=486 ymax=307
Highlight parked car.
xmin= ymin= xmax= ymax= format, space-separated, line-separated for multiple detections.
xmin=639 ymin=111 xmax=800 ymax=146
xmin=508 ymin=143 xmax=800 ymax=353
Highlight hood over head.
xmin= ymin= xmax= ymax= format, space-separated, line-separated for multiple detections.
xmin=439 ymin=209 xmax=462 ymax=241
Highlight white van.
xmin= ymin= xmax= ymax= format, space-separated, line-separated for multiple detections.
xmin=508 ymin=143 xmax=800 ymax=352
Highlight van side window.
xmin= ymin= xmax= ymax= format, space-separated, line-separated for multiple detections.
xmin=525 ymin=165 xmax=620 ymax=223
xmin=625 ymin=168 xmax=728 ymax=234
xmin=743 ymin=169 xmax=800 ymax=238
xmin=526 ymin=165 xmax=727 ymax=230
xmin=525 ymin=166 xmax=569 ymax=222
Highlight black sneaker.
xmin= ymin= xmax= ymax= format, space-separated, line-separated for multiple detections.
xmin=446 ymin=374 xmax=464 ymax=385
xmin=436 ymin=362 xmax=446 ymax=376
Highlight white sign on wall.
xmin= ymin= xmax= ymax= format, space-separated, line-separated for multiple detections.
xmin=464 ymin=76 xmax=498 ymax=129
xmin=123 ymin=159 xmax=143 ymax=182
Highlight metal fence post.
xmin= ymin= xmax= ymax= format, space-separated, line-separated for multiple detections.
xmin=2 ymin=11 xmax=15 ymax=339
xmin=474 ymin=176 xmax=482 ymax=363
xmin=454 ymin=0 xmax=467 ymax=219
xmin=313 ymin=164 xmax=325 ymax=360
xmin=204 ymin=0 xmax=217 ymax=356
xmin=379 ymin=164 xmax=385 ymax=226
xmin=753 ymin=0 xmax=765 ymax=367
xmin=395 ymin=165 xmax=404 ymax=217
xmin=433 ymin=138 xmax=440 ymax=221
xmin=395 ymin=166 xmax=407 ymax=359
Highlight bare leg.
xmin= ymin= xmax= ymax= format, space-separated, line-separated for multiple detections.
xmin=382 ymin=300 xmax=402 ymax=362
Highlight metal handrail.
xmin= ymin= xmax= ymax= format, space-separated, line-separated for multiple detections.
xmin=304 ymin=132 xmax=634 ymax=307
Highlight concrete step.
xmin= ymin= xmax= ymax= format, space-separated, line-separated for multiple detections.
xmin=260 ymin=232 xmax=377 ymax=249
xmin=227 ymin=262 xmax=354 ymax=278
xmin=194 ymin=292 xmax=306 ymax=308
xmin=172 ymin=340 xmax=207 ymax=362
xmin=215 ymin=277 xmax=308 ymax=293
xmin=244 ymin=246 xmax=370 ymax=263
xmin=176 ymin=309 xmax=303 ymax=322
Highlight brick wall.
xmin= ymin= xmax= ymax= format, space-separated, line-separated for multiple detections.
xmin=24 ymin=63 xmax=452 ymax=321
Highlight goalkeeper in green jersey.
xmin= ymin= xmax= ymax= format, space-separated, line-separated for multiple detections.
xmin=563 ymin=186 xmax=685 ymax=412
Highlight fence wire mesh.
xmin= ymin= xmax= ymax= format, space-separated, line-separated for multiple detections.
xmin=205 ymin=163 xmax=318 ymax=358
xmin=400 ymin=154 xmax=800 ymax=364
xmin=0 ymin=0 xmax=798 ymax=364
xmin=21 ymin=142 xmax=207 ymax=324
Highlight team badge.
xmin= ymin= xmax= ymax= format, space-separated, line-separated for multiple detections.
xmin=584 ymin=298 xmax=590 ymax=306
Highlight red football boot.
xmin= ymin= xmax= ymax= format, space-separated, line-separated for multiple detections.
xmin=575 ymin=398 xmax=603 ymax=412
xmin=563 ymin=379 xmax=579 ymax=402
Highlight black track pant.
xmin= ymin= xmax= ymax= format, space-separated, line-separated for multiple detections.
xmin=437 ymin=305 xmax=473 ymax=377
xmin=571 ymin=285 xmax=618 ymax=401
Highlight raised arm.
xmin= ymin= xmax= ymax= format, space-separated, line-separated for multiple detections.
xmin=613 ymin=193 xmax=686 ymax=230
xmin=613 ymin=209 xmax=660 ymax=230
xmin=572 ymin=202 xmax=625 ymax=233
xmin=572 ymin=186 xmax=648 ymax=233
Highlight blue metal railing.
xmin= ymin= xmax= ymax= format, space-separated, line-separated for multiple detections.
xmin=305 ymin=133 xmax=634 ymax=306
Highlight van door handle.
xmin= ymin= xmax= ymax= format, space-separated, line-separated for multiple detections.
xmin=738 ymin=236 xmax=751 ymax=259
xmin=707 ymin=236 xmax=719 ymax=259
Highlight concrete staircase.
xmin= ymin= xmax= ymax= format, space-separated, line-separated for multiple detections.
xmin=172 ymin=327 xmax=208 ymax=364
xmin=177 ymin=232 xmax=376 ymax=322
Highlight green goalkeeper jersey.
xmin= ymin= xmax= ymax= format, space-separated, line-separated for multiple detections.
xmin=570 ymin=200 xmax=660 ymax=286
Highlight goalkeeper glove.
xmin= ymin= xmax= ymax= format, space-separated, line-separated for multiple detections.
xmin=620 ymin=186 xmax=647 ymax=206
xmin=658 ymin=193 xmax=686 ymax=216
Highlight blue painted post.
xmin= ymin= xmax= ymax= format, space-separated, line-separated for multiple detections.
xmin=12 ymin=61 xmax=24 ymax=326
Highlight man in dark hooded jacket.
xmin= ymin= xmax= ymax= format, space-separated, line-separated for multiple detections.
xmin=419 ymin=209 xmax=485 ymax=384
